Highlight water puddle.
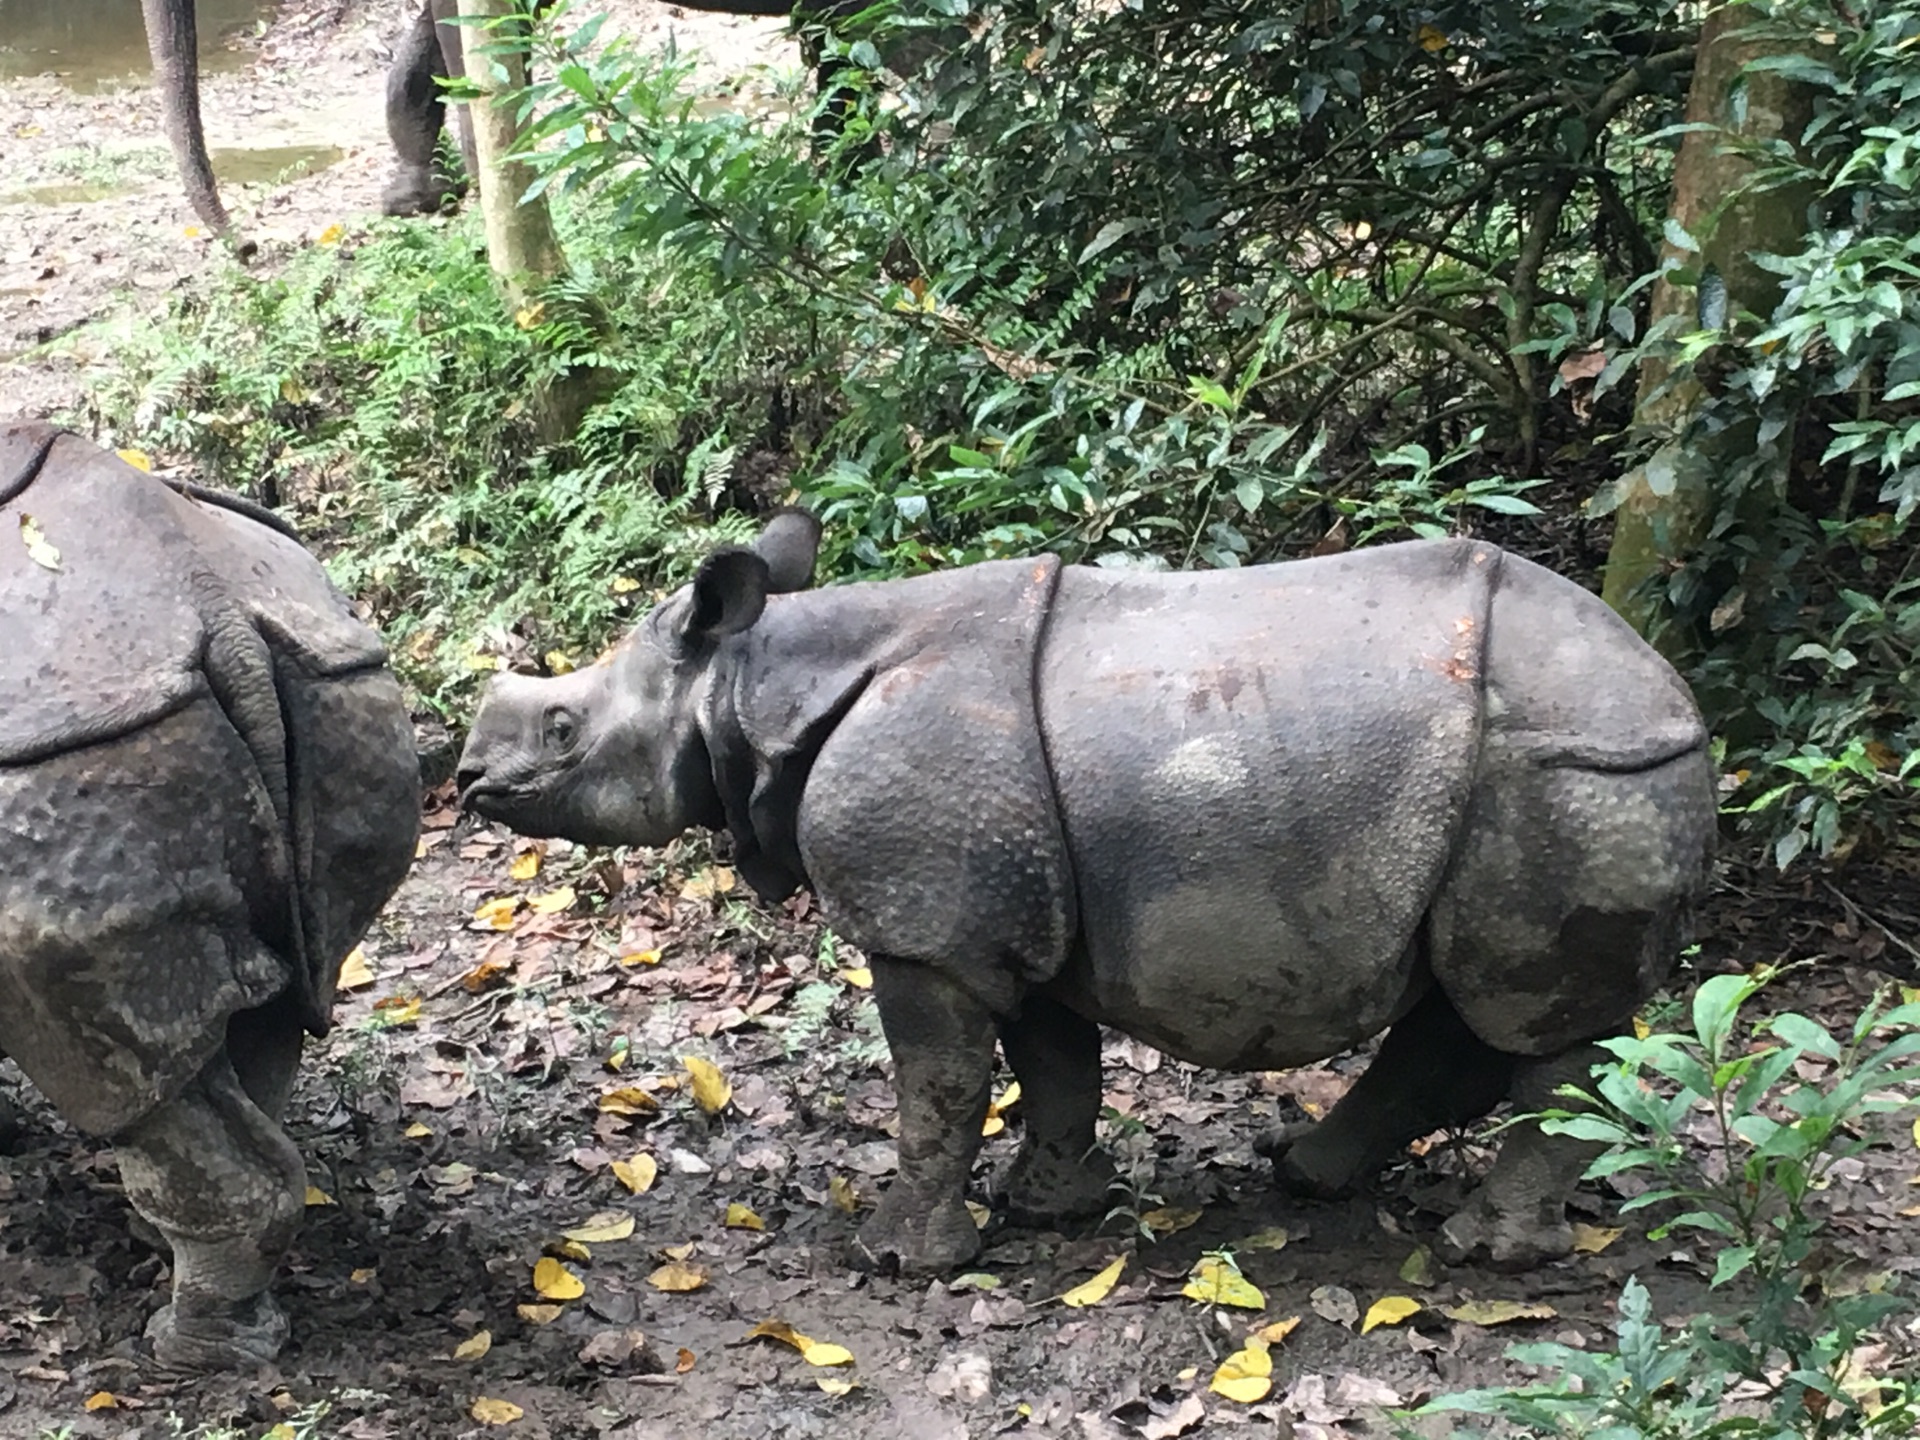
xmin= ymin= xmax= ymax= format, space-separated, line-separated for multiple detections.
xmin=212 ymin=144 xmax=345 ymax=185
xmin=0 ymin=0 xmax=277 ymax=91
xmin=0 ymin=181 xmax=130 ymax=204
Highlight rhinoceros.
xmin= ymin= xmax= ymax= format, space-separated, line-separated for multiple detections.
xmin=0 ymin=423 xmax=420 ymax=1369
xmin=458 ymin=512 xmax=1715 ymax=1272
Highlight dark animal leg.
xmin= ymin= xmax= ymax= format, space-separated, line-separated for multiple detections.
xmin=998 ymin=994 xmax=1113 ymax=1223
xmin=115 ymin=1047 xmax=305 ymax=1370
xmin=856 ymin=954 xmax=994 ymax=1273
xmin=382 ymin=0 xmax=466 ymax=215
xmin=1436 ymin=1042 xmax=1609 ymax=1268
xmin=1259 ymin=985 xmax=1514 ymax=1196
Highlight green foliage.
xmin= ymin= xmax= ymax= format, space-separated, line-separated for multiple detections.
xmin=1417 ymin=975 xmax=1920 ymax=1439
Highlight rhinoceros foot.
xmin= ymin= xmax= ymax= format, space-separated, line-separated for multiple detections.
xmin=1257 ymin=1121 xmax=1366 ymax=1200
xmin=853 ymin=1188 xmax=982 ymax=1275
xmin=1435 ymin=1198 xmax=1573 ymax=1270
xmin=147 ymin=1291 xmax=289 ymax=1372
xmin=1001 ymin=1134 xmax=1115 ymax=1225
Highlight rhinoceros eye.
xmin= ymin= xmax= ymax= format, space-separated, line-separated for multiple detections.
xmin=543 ymin=706 xmax=579 ymax=753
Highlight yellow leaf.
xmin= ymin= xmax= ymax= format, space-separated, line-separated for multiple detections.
xmin=1417 ymin=22 xmax=1448 ymax=50
xmin=648 ymin=1261 xmax=709 ymax=1292
xmin=516 ymin=1303 xmax=562 ymax=1325
xmin=966 ymin=1200 xmax=993 ymax=1229
xmin=683 ymin=1055 xmax=732 ymax=1113
xmin=726 ymin=1203 xmax=767 ymax=1231
xmin=1177 ymin=1367 xmax=1198 ymax=1382
xmin=841 ymin=967 xmax=873 ymax=989
xmin=528 ymin=885 xmax=576 ymax=915
xmin=605 ymin=1044 xmax=629 ymax=1073
xmin=550 ymin=1239 xmax=591 ymax=1262
xmin=84 ymin=1391 xmax=118 ymax=1411
xmin=316 ymin=223 xmax=346 ymax=246
xmin=611 ymin=576 xmax=642 ymax=594
xmin=461 ymin=955 xmax=512 ymax=993
xmin=1240 ymin=1226 xmax=1290 ymax=1252
xmin=676 ymin=1347 xmax=696 ymax=1373
xmin=19 ymin=514 xmax=60 ymax=570
xmin=1912 ymin=1116 xmax=1919 ymax=1149
xmin=453 ymin=1329 xmax=492 ymax=1361
xmin=1209 ymin=1337 xmax=1272 ymax=1403
xmin=983 ymin=1080 xmax=1022 ymax=1136
xmin=1182 ymin=1255 xmax=1265 ymax=1309
xmin=351 ymin=1267 xmax=377 ymax=1284
xmin=510 ymin=848 xmax=543 ymax=881
xmin=661 ymin=1242 xmax=696 ymax=1260
xmin=336 ymin=946 xmax=375 ymax=989
xmin=829 ymin=1176 xmax=858 ymax=1213
xmin=473 ymin=896 xmax=520 ymax=930
xmin=1353 ymin=220 xmax=1374 ymax=242
xmin=599 ymin=1086 xmax=660 ymax=1116
xmin=115 ymin=448 xmax=153 ymax=471
xmin=981 ymin=1115 xmax=1006 ymax=1137
xmin=372 ymin=995 xmax=421 ymax=1026
xmin=564 ymin=1212 xmax=635 ymax=1243
xmin=746 ymin=1319 xmax=855 ymax=1367
xmin=620 ymin=949 xmax=663 ymax=967
xmin=1442 ymin=1299 xmax=1559 ymax=1326
xmin=1633 ymin=1015 xmax=1652 ymax=1040
xmin=404 ymin=1122 xmax=432 ymax=1139
xmin=1571 ymin=1224 xmax=1623 ymax=1255
xmin=533 ymin=1256 xmax=584 ymax=1301
xmin=1140 ymin=1206 xmax=1203 ymax=1237
xmin=1362 ymin=1296 xmax=1423 ymax=1334
xmin=545 ymin=650 xmax=575 ymax=676
xmin=515 ymin=301 xmax=546 ymax=329
xmin=470 ymin=1397 xmax=523 ymax=1425
xmin=466 ymin=653 xmax=505 ymax=673
xmin=611 ymin=1154 xmax=658 ymax=1193
xmin=817 ymin=1375 xmax=858 ymax=1395
xmin=680 ymin=867 xmax=737 ymax=901
xmin=1255 ymin=1316 xmax=1302 ymax=1344
xmin=305 ymin=1185 xmax=335 ymax=1207
xmin=1061 ymin=1256 xmax=1126 ymax=1308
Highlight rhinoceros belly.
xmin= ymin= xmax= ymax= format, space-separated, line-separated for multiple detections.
xmin=1035 ymin=545 xmax=1495 ymax=1071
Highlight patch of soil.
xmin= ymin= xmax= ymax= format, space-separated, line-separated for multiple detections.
xmin=0 ymin=0 xmax=792 ymax=421
xmin=1 ymin=780 xmax=1916 ymax=1439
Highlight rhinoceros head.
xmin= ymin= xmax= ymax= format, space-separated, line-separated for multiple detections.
xmin=456 ymin=510 xmax=821 ymax=847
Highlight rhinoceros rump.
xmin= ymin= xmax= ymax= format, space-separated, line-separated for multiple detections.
xmin=459 ymin=513 xmax=1715 ymax=1272
xmin=0 ymin=424 xmax=420 ymax=1369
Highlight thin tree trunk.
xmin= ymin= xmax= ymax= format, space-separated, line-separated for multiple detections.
xmin=141 ymin=0 xmax=229 ymax=232
xmin=1601 ymin=1 xmax=1814 ymax=642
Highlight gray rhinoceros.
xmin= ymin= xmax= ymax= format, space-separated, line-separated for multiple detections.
xmin=0 ymin=423 xmax=420 ymax=1369
xmin=458 ymin=512 xmax=1715 ymax=1272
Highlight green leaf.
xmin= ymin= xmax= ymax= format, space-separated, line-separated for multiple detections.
xmin=1077 ymin=218 xmax=1146 ymax=265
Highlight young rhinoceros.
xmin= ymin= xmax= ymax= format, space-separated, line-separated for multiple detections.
xmin=460 ymin=513 xmax=1715 ymax=1272
xmin=0 ymin=424 xmax=420 ymax=1369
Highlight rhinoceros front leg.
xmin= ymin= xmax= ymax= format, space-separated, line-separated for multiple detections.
xmin=1436 ymin=1043 xmax=1608 ymax=1269
xmin=857 ymin=955 xmax=996 ymax=1274
xmin=115 ymin=1039 xmax=306 ymax=1370
xmin=998 ymin=994 xmax=1114 ymax=1224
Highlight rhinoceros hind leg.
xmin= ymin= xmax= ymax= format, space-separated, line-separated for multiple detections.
xmin=854 ymin=956 xmax=995 ymax=1274
xmin=116 ymin=1047 xmax=304 ymax=1370
xmin=1259 ymin=985 xmax=1514 ymax=1197
xmin=1436 ymin=1043 xmax=1607 ymax=1268
xmin=998 ymin=994 xmax=1114 ymax=1224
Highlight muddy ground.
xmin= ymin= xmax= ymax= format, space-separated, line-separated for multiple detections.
xmin=3 ymin=3 xmax=1920 ymax=1438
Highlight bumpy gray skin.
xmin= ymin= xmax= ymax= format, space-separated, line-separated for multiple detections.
xmin=459 ymin=513 xmax=1715 ymax=1273
xmin=0 ymin=424 xmax=420 ymax=1369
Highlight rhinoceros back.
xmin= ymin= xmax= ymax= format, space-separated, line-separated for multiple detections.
xmin=0 ymin=428 xmax=388 ymax=765
xmin=1037 ymin=541 xmax=1500 ymax=1068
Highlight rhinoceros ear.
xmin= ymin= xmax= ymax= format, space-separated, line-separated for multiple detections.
xmin=676 ymin=547 xmax=771 ymax=650
xmin=754 ymin=507 xmax=821 ymax=594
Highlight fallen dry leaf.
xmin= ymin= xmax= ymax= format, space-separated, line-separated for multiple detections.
xmin=817 ymin=1375 xmax=858 ymax=1396
xmin=620 ymin=948 xmax=663 ymax=967
xmin=683 ymin=1055 xmax=732 ymax=1113
xmin=533 ymin=1257 xmax=584 ymax=1301
xmin=1571 ymin=1224 xmax=1623 ymax=1255
xmin=564 ymin=1212 xmax=635 ymax=1243
xmin=611 ymin=1153 xmax=658 ymax=1194
xmin=676 ymin=1348 xmax=696 ymax=1373
xmin=472 ymin=896 xmax=520 ymax=931
xmin=726 ymin=1202 xmax=767 ymax=1231
xmin=841 ymin=967 xmax=873 ymax=988
xmin=966 ymin=1200 xmax=992 ymax=1229
xmin=350 ymin=1267 xmax=377 ymax=1285
xmin=599 ymin=1086 xmax=660 ymax=1117
xmin=1184 ymin=1255 xmax=1265 ymax=1310
xmin=1210 ymin=1336 xmax=1272 ymax=1403
xmin=1141 ymin=1206 xmax=1203 ymax=1237
xmin=1239 ymin=1226 xmax=1290 ymax=1252
xmin=982 ymin=1081 xmax=1023 ymax=1137
xmin=1400 ymin=1245 xmax=1437 ymax=1286
xmin=1061 ymin=1256 xmax=1126 ymax=1308
xmin=461 ymin=955 xmax=512 ymax=993
xmin=510 ymin=847 xmax=543 ymax=881
xmin=470 ymin=1397 xmax=523 ymax=1425
xmin=1362 ymin=1296 xmax=1423 ymax=1334
xmin=336 ymin=947 xmax=375 ymax=990
xmin=680 ymin=866 xmax=736 ymax=901
xmin=1310 ymin=1284 xmax=1361 ymax=1328
xmin=527 ymin=885 xmax=576 ymax=915
xmin=83 ymin=1392 xmax=118 ymax=1412
xmin=649 ymin=1261 xmax=710 ymax=1293
xmin=304 ymin=1186 xmax=335 ymax=1207
xmin=1441 ymin=1299 xmax=1559 ymax=1326
xmin=1255 ymin=1316 xmax=1302 ymax=1344
xmin=453 ymin=1330 xmax=492 ymax=1361
xmin=403 ymin=1120 xmax=432 ymax=1139
xmin=115 ymin=447 xmax=153 ymax=471
xmin=372 ymin=994 xmax=421 ymax=1026
xmin=18 ymin=515 xmax=60 ymax=571
xmin=829 ymin=1176 xmax=858 ymax=1213
xmin=746 ymin=1319 xmax=855 ymax=1367
xmin=550 ymin=1239 xmax=591 ymax=1262
xmin=516 ymin=1304 xmax=562 ymax=1326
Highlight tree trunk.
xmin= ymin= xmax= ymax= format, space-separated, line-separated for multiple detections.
xmin=1601 ymin=1 xmax=1814 ymax=643
xmin=454 ymin=0 xmax=566 ymax=298
xmin=141 ymin=0 xmax=230 ymax=232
